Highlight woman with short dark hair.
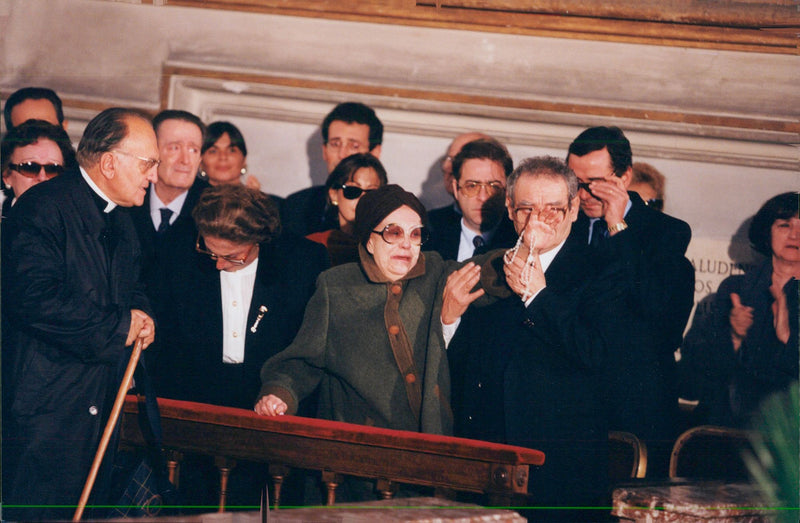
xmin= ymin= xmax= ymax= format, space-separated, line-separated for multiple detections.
xmin=681 ymin=191 xmax=799 ymax=427
xmin=1 ymin=119 xmax=75 ymax=208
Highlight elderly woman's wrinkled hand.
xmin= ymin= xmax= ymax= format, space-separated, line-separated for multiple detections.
xmin=441 ymin=262 xmax=484 ymax=325
xmin=254 ymin=394 xmax=288 ymax=416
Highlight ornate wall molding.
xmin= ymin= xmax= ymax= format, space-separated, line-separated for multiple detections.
xmin=162 ymin=0 xmax=800 ymax=54
xmin=164 ymin=63 xmax=798 ymax=171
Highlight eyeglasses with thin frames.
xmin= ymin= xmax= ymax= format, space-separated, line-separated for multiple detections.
xmin=371 ymin=224 xmax=429 ymax=246
xmin=325 ymin=139 xmax=367 ymax=156
xmin=8 ymin=162 xmax=64 ymax=178
xmin=457 ymin=181 xmax=505 ymax=198
xmin=195 ymin=235 xmax=256 ymax=265
xmin=512 ymin=205 xmax=568 ymax=226
xmin=112 ymin=150 xmax=160 ymax=171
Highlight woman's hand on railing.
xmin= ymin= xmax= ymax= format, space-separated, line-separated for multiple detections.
xmin=254 ymin=394 xmax=288 ymax=416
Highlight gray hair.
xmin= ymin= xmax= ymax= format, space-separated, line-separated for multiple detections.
xmin=507 ymin=156 xmax=578 ymax=205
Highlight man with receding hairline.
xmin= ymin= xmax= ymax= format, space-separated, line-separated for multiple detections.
xmin=2 ymin=107 xmax=158 ymax=519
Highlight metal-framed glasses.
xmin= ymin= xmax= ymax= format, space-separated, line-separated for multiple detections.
xmin=371 ymin=224 xmax=429 ymax=246
xmin=339 ymin=185 xmax=375 ymax=200
xmin=112 ymin=150 xmax=161 ymax=171
xmin=8 ymin=162 xmax=64 ymax=178
xmin=457 ymin=181 xmax=505 ymax=197
xmin=325 ymin=139 xmax=367 ymax=155
xmin=195 ymin=235 xmax=256 ymax=265
xmin=512 ymin=205 xmax=568 ymax=226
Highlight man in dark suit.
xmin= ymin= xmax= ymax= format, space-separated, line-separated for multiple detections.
xmin=128 ymin=110 xmax=208 ymax=318
xmin=281 ymin=102 xmax=383 ymax=236
xmin=447 ymin=156 xmax=624 ymax=520
xmin=427 ymin=137 xmax=517 ymax=261
xmin=566 ymin=125 xmax=695 ymax=476
xmin=2 ymin=108 xmax=158 ymax=520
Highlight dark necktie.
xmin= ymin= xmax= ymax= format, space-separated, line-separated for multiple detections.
xmin=157 ymin=208 xmax=173 ymax=236
xmin=589 ymin=219 xmax=607 ymax=248
xmin=472 ymin=235 xmax=486 ymax=256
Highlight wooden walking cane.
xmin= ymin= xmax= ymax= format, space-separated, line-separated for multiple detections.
xmin=73 ymin=338 xmax=144 ymax=521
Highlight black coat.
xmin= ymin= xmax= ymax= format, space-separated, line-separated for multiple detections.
xmin=449 ymin=238 xmax=625 ymax=514
xmin=426 ymin=203 xmax=518 ymax=261
xmin=128 ymin=178 xmax=209 ymax=281
xmin=681 ymin=259 xmax=798 ymax=427
xmin=280 ymin=185 xmax=338 ymax=237
xmin=2 ymin=169 xmax=151 ymax=519
xmin=151 ymin=233 xmax=330 ymax=409
xmin=569 ymin=191 xmax=695 ymax=473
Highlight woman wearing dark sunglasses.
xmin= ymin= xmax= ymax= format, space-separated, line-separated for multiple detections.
xmin=307 ymin=153 xmax=388 ymax=265
xmin=1 ymin=119 xmax=76 ymax=211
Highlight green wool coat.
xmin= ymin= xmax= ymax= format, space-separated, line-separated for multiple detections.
xmin=259 ymin=247 xmax=456 ymax=435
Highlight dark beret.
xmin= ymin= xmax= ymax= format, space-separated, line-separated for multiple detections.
xmin=354 ymin=184 xmax=427 ymax=246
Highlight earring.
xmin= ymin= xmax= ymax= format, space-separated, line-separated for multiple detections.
xmin=199 ymin=170 xmax=207 ymax=178
xmin=240 ymin=167 xmax=247 ymax=176
xmin=331 ymin=199 xmax=338 ymax=207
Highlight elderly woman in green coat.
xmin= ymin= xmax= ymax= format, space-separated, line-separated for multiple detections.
xmin=255 ymin=184 xmax=483 ymax=436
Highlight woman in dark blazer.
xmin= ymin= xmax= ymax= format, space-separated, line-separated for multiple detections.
xmin=151 ymin=184 xmax=329 ymax=408
xmin=681 ymin=191 xmax=799 ymax=427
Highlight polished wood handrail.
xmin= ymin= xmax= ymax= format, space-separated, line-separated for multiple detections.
xmin=119 ymin=396 xmax=544 ymax=508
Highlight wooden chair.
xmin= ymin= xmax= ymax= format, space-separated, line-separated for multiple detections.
xmin=669 ymin=425 xmax=754 ymax=480
xmin=608 ymin=431 xmax=648 ymax=481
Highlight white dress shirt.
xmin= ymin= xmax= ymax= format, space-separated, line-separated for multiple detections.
xmin=219 ymin=257 xmax=259 ymax=363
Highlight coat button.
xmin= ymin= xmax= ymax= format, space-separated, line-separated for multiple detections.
xmin=405 ymin=373 xmax=416 ymax=384
xmin=89 ymin=406 xmax=98 ymax=416
xmin=523 ymin=318 xmax=534 ymax=327
xmin=389 ymin=325 xmax=400 ymax=335
xmin=391 ymin=284 xmax=402 ymax=295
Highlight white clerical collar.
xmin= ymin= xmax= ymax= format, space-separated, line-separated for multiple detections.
xmin=80 ymin=166 xmax=117 ymax=213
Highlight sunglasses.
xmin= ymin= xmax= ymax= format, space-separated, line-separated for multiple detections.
xmin=8 ymin=162 xmax=64 ymax=178
xmin=340 ymin=185 xmax=375 ymax=200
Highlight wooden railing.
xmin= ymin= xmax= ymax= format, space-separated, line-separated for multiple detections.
xmin=119 ymin=396 xmax=544 ymax=510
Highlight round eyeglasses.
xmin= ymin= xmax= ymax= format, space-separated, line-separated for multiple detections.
xmin=371 ymin=224 xmax=429 ymax=246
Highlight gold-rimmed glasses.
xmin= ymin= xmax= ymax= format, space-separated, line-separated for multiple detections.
xmin=512 ymin=205 xmax=568 ymax=226
xmin=457 ymin=181 xmax=505 ymax=197
xmin=195 ymin=235 xmax=256 ymax=265
xmin=112 ymin=150 xmax=160 ymax=171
